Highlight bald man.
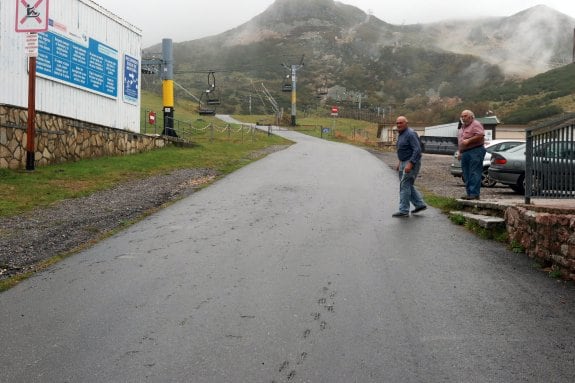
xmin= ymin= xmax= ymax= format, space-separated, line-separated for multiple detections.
xmin=392 ymin=116 xmax=427 ymax=217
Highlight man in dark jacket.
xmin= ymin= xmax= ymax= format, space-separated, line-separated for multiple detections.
xmin=393 ymin=116 xmax=427 ymax=217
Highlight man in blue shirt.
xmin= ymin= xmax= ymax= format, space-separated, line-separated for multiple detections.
xmin=393 ymin=116 xmax=427 ymax=217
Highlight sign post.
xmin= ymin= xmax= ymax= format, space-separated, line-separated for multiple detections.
xmin=331 ymin=106 xmax=338 ymax=134
xmin=15 ymin=0 xmax=49 ymax=170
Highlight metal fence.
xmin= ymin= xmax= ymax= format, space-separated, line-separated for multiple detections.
xmin=142 ymin=112 xmax=268 ymax=143
xmin=525 ymin=113 xmax=575 ymax=203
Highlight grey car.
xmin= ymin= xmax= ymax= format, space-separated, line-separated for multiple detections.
xmin=450 ymin=139 xmax=525 ymax=187
xmin=488 ymin=141 xmax=575 ymax=194
xmin=487 ymin=143 xmax=527 ymax=193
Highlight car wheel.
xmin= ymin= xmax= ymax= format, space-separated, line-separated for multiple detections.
xmin=481 ymin=167 xmax=497 ymax=188
xmin=510 ymin=174 xmax=525 ymax=194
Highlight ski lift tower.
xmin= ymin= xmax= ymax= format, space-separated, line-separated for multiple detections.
xmin=161 ymin=39 xmax=176 ymax=136
xmin=141 ymin=38 xmax=177 ymax=137
xmin=282 ymin=55 xmax=304 ymax=126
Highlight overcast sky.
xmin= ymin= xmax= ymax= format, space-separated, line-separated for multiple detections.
xmin=92 ymin=0 xmax=575 ymax=47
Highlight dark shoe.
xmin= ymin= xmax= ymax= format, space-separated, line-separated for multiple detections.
xmin=460 ymin=195 xmax=480 ymax=200
xmin=392 ymin=211 xmax=409 ymax=218
xmin=411 ymin=205 xmax=427 ymax=214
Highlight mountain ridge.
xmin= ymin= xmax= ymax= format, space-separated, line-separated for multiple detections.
xmin=144 ymin=0 xmax=575 ymax=123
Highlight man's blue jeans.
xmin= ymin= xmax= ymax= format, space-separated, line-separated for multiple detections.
xmin=398 ymin=160 xmax=425 ymax=213
xmin=461 ymin=146 xmax=486 ymax=198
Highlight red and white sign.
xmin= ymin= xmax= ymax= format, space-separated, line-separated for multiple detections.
xmin=24 ymin=32 xmax=38 ymax=57
xmin=331 ymin=106 xmax=339 ymax=116
xmin=15 ymin=0 xmax=49 ymax=33
xmin=148 ymin=111 xmax=156 ymax=125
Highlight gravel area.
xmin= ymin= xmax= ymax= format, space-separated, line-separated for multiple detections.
xmin=0 ymin=168 xmax=219 ymax=280
xmin=0 ymin=147 xmax=519 ymax=281
xmin=369 ymin=150 xmax=523 ymax=200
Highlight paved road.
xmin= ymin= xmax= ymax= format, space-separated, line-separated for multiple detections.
xmin=1 ymin=126 xmax=574 ymax=382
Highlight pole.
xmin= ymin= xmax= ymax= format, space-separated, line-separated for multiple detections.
xmin=26 ymin=55 xmax=37 ymax=171
xmin=161 ymin=38 xmax=176 ymax=137
xmin=290 ymin=65 xmax=297 ymax=126
xmin=283 ymin=58 xmax=304 ymax=127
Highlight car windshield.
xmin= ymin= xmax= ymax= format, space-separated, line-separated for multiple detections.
xmin=485 ymin=141 xmax=524 ymax=154
xmin=503 ymin=143 xmax=526 ymax=153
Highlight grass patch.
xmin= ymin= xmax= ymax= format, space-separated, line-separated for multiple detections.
xmin=509 ymin=240 xmax=525 ymax=253
xmin=463 ymin=220 xmax=502 ymax=240
xmin=548 ymin=266 xmax=563 ymax=279
xmin=422 ymin=192 xmax=462 ymax=213
xmin=449 ymin=213 xmax=466 ymax=225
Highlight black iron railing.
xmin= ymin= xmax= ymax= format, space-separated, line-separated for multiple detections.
xmin=525 ymin=113 xmax=575 ymax=203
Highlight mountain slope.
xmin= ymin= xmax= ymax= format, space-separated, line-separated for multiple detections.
xmin=143 ymin=0 xmax=575 ymax=123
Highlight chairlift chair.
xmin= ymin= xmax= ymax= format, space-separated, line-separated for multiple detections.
xmin=206 ymin=89 xmax=221 ymax=105
xmin=198 ymin=91 xmax=216 ymax=115
xmin=282 ymin=73 xmax=292 ymax=92
xmin=199 ymin=109 xmax=216 ymax=116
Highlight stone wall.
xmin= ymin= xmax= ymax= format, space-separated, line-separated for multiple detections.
xmin=0 ymin=105 xmax=169 ymax=169
xmin=506 ymin=205 xmax=575 ymax=280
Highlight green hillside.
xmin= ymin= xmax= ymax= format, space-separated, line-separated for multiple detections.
xmin=474 ymin=63 xmax=575 ymax=124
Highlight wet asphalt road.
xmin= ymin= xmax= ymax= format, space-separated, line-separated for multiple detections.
xmin=1 ymin=126 xmax=575 ymax=382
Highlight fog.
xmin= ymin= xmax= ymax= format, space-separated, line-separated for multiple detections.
xmin=91 ymin=0 xmax=575 ymax=48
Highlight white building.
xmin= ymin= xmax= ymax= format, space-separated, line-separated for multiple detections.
xmin=0 ymin=0 xmax=142 ymax=132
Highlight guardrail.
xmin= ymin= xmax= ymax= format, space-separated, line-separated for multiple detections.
xmin=525 ymin=113 xmax=575 ymax=203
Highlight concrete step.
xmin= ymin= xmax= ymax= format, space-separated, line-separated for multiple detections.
xmin=449 ymin=210 xmax=506 ymax=229
xmin=455 ymin=198 xmax=523 ymax=212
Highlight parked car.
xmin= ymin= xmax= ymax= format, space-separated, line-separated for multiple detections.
xmin=450 ymin=139 xmax=525 ymax=187
xmin=487 ymin=143 xmax=527 ymax=193
xmin=488 ymin=141 xmax=575 ymax=194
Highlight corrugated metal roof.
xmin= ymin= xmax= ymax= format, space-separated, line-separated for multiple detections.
xmin=80 ymin=0 xmax=142 ymax=35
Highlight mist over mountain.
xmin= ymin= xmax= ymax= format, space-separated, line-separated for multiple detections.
xmin=422 ymin=5 xmax=574 ymax=78
xmin=143 ymin=0 xmax=575 ymax=123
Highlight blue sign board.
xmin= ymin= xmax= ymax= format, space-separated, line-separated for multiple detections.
xmin=37 ymin=31 xmax=118 ymax=98
xmin=123 ymin=54 xmax=139 ymax=104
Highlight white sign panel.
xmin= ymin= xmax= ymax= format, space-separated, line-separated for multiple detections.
xmin=15 ymin=0 xmax=49 ymax=33
xmin=25 ymin=32 xmax=39 ymax=57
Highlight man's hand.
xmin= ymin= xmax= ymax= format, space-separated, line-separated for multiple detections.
xmin=404 ymin=162 xmax=413 ymax=173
